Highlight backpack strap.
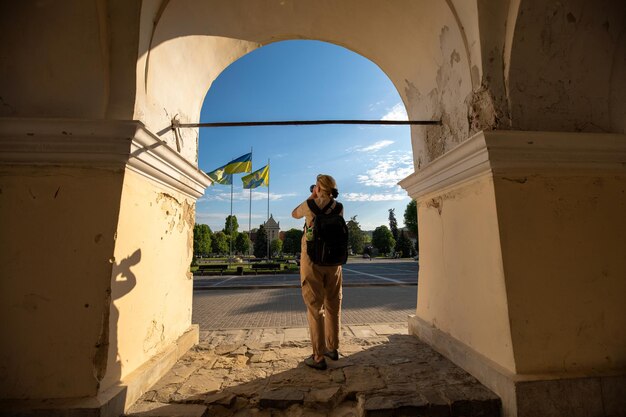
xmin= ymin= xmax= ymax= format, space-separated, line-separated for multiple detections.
xmin=306 ymin=199 xmax=336 ymax=215
xmin=321 ymin=200 xmax=335 ymax=214
xmin=331 ymin=202 xmax=343 ymax=215
xmin=306 ymin=199 xmax=321 ymax=215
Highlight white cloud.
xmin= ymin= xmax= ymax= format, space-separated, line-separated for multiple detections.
xmin=381 ymin=103 xmax=408 ymax=121
xmin=368 ymin=100 xmax=385 ymax=111
xmin=357 ymin=140 xmax=394 ymax=153
xmin=343 ymin=192 xmax=408 ymax=202
xmin=357 ymin=153 xmax=414 ymax=187
xmin=196 ymin=212 xmax=265 ymax=221
xmin=202 ymin=189 xmax=296 ymax=202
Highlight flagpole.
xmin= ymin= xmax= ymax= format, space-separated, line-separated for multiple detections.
xmin=249 ymin=187 xmax=252 ymax=257
xmin=229 ymin=180 xmax=233 ymax=260
xmin=249 ymin=147 xmax=253 ymax=258
xmin=267 ymin=158 xmax=270 ymax=260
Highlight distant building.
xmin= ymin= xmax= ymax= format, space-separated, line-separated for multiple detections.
xmin=248 ymin=228 xmax=258 ymax=243
xmin=263 ymin=214 xmax=280 ymax=242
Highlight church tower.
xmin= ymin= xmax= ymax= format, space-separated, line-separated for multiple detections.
xmin=262 ymin=214 xmax=280 ymax=242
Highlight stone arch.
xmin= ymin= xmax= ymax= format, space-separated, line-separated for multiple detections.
xmin=3 ymin=2 xmax=625 ymax=415
xmin=136 ymin=0 xmax=476 ymax=168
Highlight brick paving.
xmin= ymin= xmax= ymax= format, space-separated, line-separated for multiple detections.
xmin=192 ymin=286 xmax=417 ymax=330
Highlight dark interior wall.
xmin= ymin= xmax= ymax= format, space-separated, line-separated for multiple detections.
xmin=507 ymin=0 xmax=626 ymax=133
xmin=0 ymin=0 xmax=140 ymax=120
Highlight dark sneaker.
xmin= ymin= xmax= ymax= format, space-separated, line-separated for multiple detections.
xmin=324 ymin=349 xmax=339 ymax=361
xmin=304 ymin=355 xmax=327 ymax=370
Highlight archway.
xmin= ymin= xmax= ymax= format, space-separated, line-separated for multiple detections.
xmin=1 ymin=1 xmax=624 ymax=416
xmin=138 ymin=0 xmax=474 ymax=169
xmin=196 ymin=39 xmax=414 ymax=243
xmin=190 ymin=38 xmax=418 ymax=346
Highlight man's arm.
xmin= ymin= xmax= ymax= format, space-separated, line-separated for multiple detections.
xmin=292 ymin=189 xmax=318 ymax=218
xmin=292 ymin=202 xmax=305 ymax=219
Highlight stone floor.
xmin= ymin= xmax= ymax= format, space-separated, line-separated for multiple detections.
xmin=126 ymin=324 xmax=501 ymax=417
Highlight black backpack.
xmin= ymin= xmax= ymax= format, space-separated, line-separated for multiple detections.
xmin=306 ymin=199 xmax=349 ymax=266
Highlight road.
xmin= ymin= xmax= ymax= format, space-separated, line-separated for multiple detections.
xmin=193 ymin=259 xmax=418 ymax=290
xmin=192 ymin=259 xmax=419 ymax=330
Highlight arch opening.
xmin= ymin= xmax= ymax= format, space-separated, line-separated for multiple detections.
xmin=190 ymin=39 xmax=418 ymax=330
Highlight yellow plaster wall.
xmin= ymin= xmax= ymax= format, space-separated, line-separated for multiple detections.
xmin=494 ymin=174 xmax=626 ymax=374
xmin=416 ymin=175 xmax=517 ymax=373
xmin=0 ymin=166 xmax=123 ymax=399
xmin=99 ymin=170 xmax=195 ymax=390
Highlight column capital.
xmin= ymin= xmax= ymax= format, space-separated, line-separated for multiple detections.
xmin=400 ymin=130 xmax=626 ymax=198
xmin=0 ymin=118 xmax=212 ymax=198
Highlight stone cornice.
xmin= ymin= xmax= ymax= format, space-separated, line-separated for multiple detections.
xmin=0 ymin=118 xmax=212 ymax=199
xmin=399 ymin=131 xmax=491 ymax=199
xmin=399 ymin=130 xmax=626 ymax=198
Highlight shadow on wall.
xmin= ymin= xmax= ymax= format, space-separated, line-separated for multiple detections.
xmin=99 ymin=249 xmax=141 ymax=392
xmin=128 ymin=334 xmax=501 ymax=415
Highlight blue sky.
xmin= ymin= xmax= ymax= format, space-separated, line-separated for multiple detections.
xmin=196 ymin=40 xmax=412 ymax=232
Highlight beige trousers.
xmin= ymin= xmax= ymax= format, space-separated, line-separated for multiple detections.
xmin=300 ymin=252 xmax=343 ymax=358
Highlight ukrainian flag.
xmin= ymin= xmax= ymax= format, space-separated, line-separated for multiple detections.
xmin=224 ymin=152 xmax=252 ymax=174
xmin=241 ymin=165 xmax=269 ymax=189
xmin=206 ymin=165 xmax=232 ymax=185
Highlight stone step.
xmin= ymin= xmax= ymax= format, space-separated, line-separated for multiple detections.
xmin=256 ymin=386 xmax=500 ymax=416
xmin=124 ymin=402 xmax=207 ymax=417
xmin=357 ymin=388 xmax=500 ymax=417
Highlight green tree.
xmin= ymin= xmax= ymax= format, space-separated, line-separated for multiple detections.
xmin=347 ymin=215 xmax=365 ymax=254
xmin=253 ymin=225 xmax=268 ymax=258
xmin=234 ymin=232 xmax=251 ymax=255
xmin=404 ymin=200 xmax=418 ymax=252
xmin=270 ymin=238 xmax=283 ymax=257
xmin=282 ymin=228 xmax=303 ymax=255
xmin=193 ymin=224 xmax=212 ymax=256
xmin=224 ymin=215 xmax=239 ymax=236
xmin=388 ymin=208 xmax=399 ymax=241
xmin=372 ymin=225 xmax=395 ymax=256
xmin=395 ymin=230 xmax=412 ymax=258
xmin=211 ymin=231 xmax=229 ymax=255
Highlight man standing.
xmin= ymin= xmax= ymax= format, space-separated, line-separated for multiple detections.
xmin=292 ymin=174 xmax=345 ymax=370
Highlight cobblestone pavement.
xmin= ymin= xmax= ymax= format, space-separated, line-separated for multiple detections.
xmin=127 ymin=325 xmax=500 ymax=417
xmin=192 ymin=287 xmax=417 ymax=330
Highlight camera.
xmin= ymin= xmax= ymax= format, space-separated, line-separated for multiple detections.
xmin=310 ymin=184 xmax=315 ymax=193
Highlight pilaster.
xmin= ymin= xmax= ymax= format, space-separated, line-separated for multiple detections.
xmin=0 ymin=118 xmax=210 ymax=415
xmin=400 ymin=130 xmax=626 ymax=417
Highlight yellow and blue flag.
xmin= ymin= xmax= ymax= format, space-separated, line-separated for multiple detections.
xmin=206 ymin=165 xmax=232 ymax=185
xmin=241 ymin=165 xmax=269 ymax=189
xmin=224 ymin=152 xmax=252 ymax=174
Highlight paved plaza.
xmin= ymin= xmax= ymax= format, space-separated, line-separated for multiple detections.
xmin=192 ymin=260 xmax=418 ymax=330
xmin=193 ymin=287 xmax=417 ymax=330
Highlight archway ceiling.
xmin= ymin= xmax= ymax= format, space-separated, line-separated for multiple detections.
xmin=138 ymin=0 xmax=475 ymax=165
